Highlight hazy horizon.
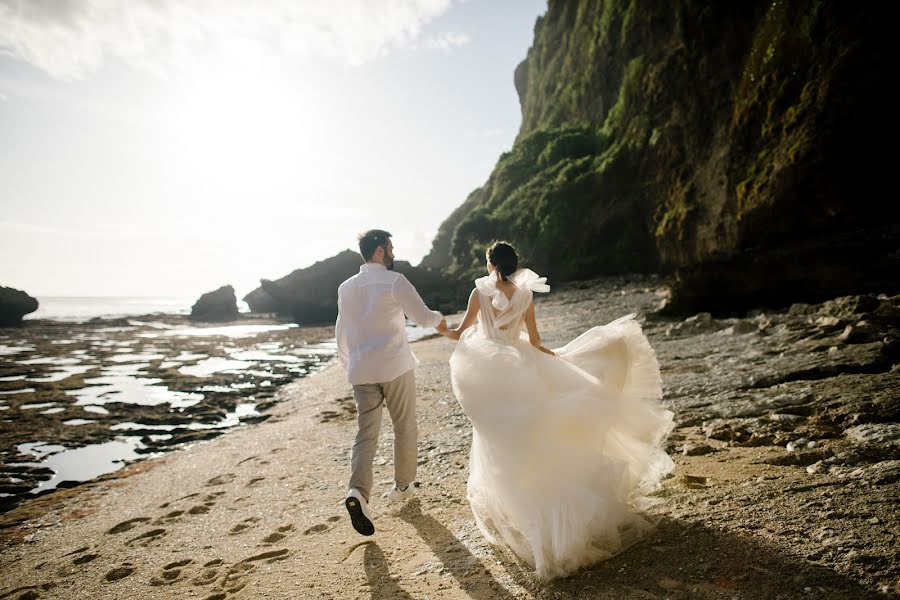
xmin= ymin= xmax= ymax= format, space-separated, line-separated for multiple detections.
xmin=0 ymin=0 xmax=546 ymax=301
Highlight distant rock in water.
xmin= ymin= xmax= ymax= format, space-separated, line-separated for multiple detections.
xmin=244 ymin=250 xmax=463 ymax=325
xmin=0 ymin=286 xmax=39 ymax=325
xmin=190 ymin=285 xmax=239 ymax=322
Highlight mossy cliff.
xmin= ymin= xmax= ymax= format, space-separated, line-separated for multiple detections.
xmin=421 ymin=0 xmax=900 ymax=313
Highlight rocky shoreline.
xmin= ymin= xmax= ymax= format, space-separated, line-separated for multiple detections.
xmin=0 ymin=275 xmax=896 ymax=598
xmin=0 ymin=314 xmax=334 ymax=511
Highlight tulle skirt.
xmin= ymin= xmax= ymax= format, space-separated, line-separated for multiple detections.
xmin=449 ymin=315 xmax=675 ymax=580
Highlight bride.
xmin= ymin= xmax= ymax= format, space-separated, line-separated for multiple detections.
xmin=438 ymin=241 xmax=675 ymax=580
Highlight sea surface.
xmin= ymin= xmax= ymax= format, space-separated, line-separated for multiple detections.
xmin=25 ymin=296 xmax=240 ymax=322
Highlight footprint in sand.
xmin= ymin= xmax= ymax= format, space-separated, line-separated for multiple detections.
xmin=154 ymin=510 xmax=185 ymax=524
xmin=206 ymin=474 xmax=236 ymax=487
xmin=0 ymin=585 xmax=46 ymax=600
xmin=149 ymin=558 xmax=193 ymax=586
xmin=202 ymin=550 xmax=289 ymax=598
xmin=126 ymin=528 xmax=166 ymax=546
xmin=191 ymin=559 xmax=224 ymax=586
xmin=316 ymin=396 xmax=356 ymax=423
xmin=105 ymin=564 xmax=136 ymax=582
xmin=106 ymin=517 xmax=150 ymax=535
xmin=246 ymin=477 xmax=265 ymax=488
xmin=303 ymin=523 xmax=330 ymax=535
xmin=189 ymin=491 xmax=227 ymax=515
xmin=261 ymin=524 xmax=294 ymax=544
xmin=72 ymin=553 xmax=100 ymax=565
xmin=236 ymin=455 xmax=259 ymax=466
xmin=243 ymin=549 xmax=290 ymax=564
xmin=159 ymin=493 xmax=200 ymax=510
xmin=229 ymin=517 xmax=260 ymax=535
xmin=317 ymin=396 xmax=357 ymax=423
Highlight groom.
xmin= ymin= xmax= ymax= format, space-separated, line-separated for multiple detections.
xmin=336 ymin=229 xmax=447 ymax=535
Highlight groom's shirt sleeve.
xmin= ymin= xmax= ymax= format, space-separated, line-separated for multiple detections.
xmin=393 ymin=275 xmax=443 ymax=328
xmin=335 ymin=288 xmax=350 ymax=369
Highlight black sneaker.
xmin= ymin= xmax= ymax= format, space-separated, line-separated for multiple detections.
xmin=345 ymin=489 xmax=374 ymax=536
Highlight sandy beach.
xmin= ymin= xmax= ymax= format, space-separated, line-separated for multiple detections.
xmin=0 ymin=277 xmax=897 ymax=599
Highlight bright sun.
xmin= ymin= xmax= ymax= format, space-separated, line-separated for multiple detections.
xmin=159 ymin=66 xmax=326 ymax=196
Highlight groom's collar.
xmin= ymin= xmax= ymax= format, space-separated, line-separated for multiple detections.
xmin=360 ymin=262 xmax=387 ymax=272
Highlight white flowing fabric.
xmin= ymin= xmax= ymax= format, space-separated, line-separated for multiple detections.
xmin=449 ymin=269 xmax=675 ymax=580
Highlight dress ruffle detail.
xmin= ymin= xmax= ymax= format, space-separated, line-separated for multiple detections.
xmin=474 ymin=268 xmax=550 ymax=312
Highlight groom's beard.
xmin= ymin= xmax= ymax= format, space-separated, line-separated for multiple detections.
xmin=385 ymin=254 xmax=394 ymax=270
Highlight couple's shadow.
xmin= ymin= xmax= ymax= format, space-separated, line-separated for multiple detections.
xmin=361 ymin=498 xmax=883 ymax=600
xmin=362 ymin=498 xmax=519 ymax=600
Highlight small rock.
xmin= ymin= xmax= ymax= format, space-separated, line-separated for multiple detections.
xmin=844 ymin=423 xmax=900 ymax=449
xmin=681 ymin=443 xmax=718 ymax=456
xmin=786 ymin=438 xmax=810 ymax=452
xmin=683 ymin=474 xmax=708 ymax=488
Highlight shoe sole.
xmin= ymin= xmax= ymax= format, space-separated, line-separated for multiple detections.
xmin=345 ymin=497 xmax=375 ymax=536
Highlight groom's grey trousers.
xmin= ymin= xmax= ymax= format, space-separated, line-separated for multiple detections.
xmin=349 ymin=369 xmax=417 ymax=502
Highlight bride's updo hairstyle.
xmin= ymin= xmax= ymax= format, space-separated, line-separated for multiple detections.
xmin=487 ymin=241 xmax=518 ymax=282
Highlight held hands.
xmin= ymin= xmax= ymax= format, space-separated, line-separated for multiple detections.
xmin=435 ymin=319 xmax=461 ymax=341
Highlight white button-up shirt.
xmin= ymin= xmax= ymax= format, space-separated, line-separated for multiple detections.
xmin=335 ymin=263 xmax=443 ymax=385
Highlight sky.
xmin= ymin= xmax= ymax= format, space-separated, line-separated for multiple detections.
xmin=0 ymin=0 xmax=546 ymax=299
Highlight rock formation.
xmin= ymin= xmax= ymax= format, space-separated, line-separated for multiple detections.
xmin=0 ymin=286 xmax=39 ymax=325
xmin=243 ymin=250 xmax=463 ymax=325
xmin=421 ymin=0 xmax=900 ymax=314
xmin=190 ymin=285 xmax=239 ymax=322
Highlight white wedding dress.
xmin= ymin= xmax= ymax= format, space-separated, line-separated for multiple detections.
xmin=449 ymin=269 xmax=675 ymax=580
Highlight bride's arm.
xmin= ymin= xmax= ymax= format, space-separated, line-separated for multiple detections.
xmin=524 ymin=302 xmax=555 ymax=356
xmin=441 ymin=289 xmax=480 ymax=341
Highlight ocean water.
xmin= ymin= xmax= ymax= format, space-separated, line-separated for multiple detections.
xmin=25 ymin=297 xmax=250 ymax=323
xmin=26 ymin=297 xmax=195 ymax=322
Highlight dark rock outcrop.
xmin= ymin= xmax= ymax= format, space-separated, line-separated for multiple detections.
xmin=189 ymin=285 xmax=239 ymax=322
xmin=0 ymin=286 xmax=39 ymax=325
xmin=421 ymin=0 xmax=900 ymax=313
xmin=244 ymin=250 xmax=462 ymax=325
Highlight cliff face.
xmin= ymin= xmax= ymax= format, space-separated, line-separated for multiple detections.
xmin=422 ymin=0 xmax=900 ymax=312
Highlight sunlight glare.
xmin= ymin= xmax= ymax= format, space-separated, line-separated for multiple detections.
xmin=160 ymin=66 xmax=328 ymax=195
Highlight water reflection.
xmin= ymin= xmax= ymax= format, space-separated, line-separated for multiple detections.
xmin=17 ymin=438 xmax=147 ymax=493
xmin=67 ymin=374 xmax=204 ymax=408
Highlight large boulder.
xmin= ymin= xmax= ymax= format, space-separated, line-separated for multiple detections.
xmin=243 ymin=250 xmax=463 ymax=325
xmin=190 ymin=285 xmax=239 ymax=322
xmin=0 ymin=286 xmax=39 ymax=325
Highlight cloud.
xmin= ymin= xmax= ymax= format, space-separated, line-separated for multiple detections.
xmin=0 ymin=0 xmax=456 ymax=80
xmin=415 ymin=31 xmax=470 ymax=52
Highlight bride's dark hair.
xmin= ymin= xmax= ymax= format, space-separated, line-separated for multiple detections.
xmin=487 ymin=241 xmax=518 ymax=281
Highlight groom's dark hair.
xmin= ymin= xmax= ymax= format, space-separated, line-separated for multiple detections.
xmin=358 ymin=229 xmax=392 ymax=261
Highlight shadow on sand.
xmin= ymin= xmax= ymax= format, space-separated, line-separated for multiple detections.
xmin=386 ymin=499 xmax=884 ymax=600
